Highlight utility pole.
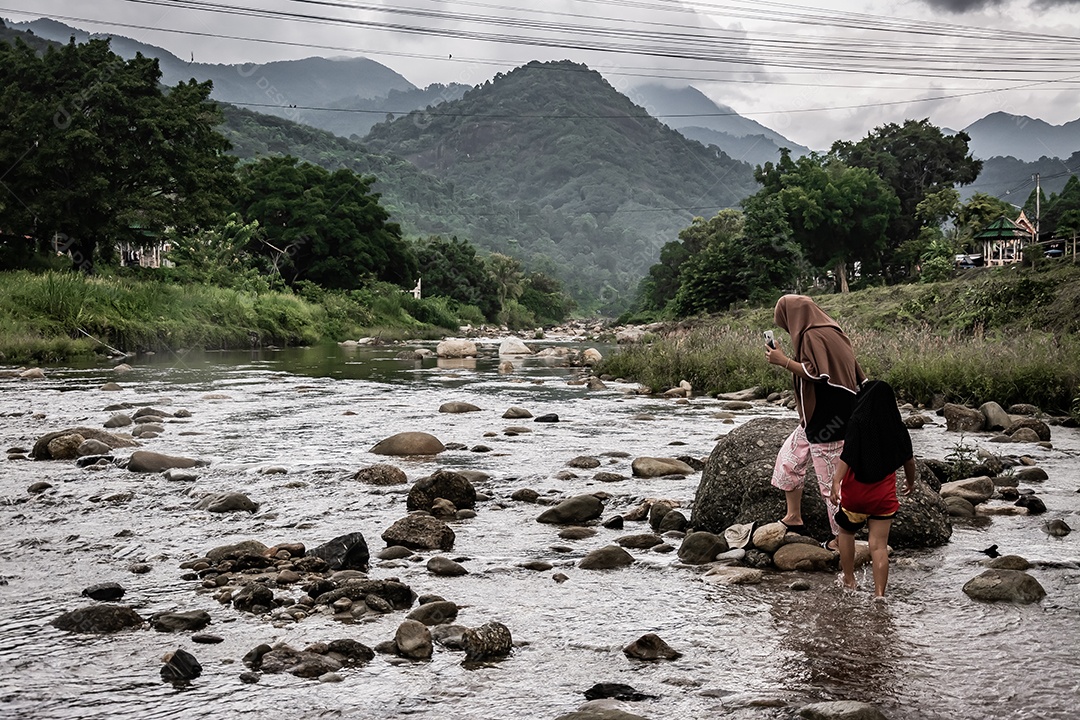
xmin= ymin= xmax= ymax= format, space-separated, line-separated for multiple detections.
xmin=1032 ymin=173 xmax=1041 ymax=267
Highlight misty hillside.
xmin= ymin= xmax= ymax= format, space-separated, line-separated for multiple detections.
xmin=964 ymin=112 xmax=1080 ymax=162
xmin=676 ymin=126 xmax=803 ymax=169
xmin=965 ymin=153 xmax=1080 ymax=202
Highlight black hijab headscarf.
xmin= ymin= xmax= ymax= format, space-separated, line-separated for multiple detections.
xmin=840 ymin=380 xmax=914 ymax=484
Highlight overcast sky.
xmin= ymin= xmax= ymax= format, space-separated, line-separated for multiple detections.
xmin=4 ymin=0 xmax=1080 ymax=149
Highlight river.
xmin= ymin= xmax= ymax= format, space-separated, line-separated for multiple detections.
xmin=0 ymin=339 xmax=1077 ymax=720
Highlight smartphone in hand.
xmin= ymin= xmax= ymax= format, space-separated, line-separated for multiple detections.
xmin=763 ymin=330 xmax=776 ymax=349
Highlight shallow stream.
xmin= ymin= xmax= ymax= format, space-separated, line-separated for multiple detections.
xmin=0 ymin=341 xmax=1077 ymax=720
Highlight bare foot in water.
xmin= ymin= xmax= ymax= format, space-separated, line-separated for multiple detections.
xmin=836 ymin=573 xmax=857 ymax=590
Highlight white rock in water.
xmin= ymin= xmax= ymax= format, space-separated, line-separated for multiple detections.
xmin=498 ymin=337 xmax=533 ymax=355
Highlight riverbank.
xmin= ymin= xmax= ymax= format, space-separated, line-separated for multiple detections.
xmin=599 ymin=264 xmax=1080 ymax=414
xmin=0 ymin=271 xmax=452 ymax=364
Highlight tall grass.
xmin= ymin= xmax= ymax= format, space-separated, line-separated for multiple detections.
xmin=599 ymin=321 xmax=1080 ymax=413
xmin=0 ymin=271 xmax=459 ymax=364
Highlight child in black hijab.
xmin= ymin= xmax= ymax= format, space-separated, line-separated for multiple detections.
xmin=829 ymin=380 xmax=916 ymax=600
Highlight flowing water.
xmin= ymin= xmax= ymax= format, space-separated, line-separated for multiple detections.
xmin=0 ymin=340 xmax=1078 ymax=720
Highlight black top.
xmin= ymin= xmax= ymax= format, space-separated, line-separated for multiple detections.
xmin=840 ymin=380 xmax=914 ymax=483
xmin=805 ymin=380 xmax=857 ymax=444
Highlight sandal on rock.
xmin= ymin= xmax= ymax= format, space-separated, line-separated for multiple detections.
xmin=779 ymin=519 xmax=805 ymax=532
xmin=821 ymin=539 xmax=839 ymax=552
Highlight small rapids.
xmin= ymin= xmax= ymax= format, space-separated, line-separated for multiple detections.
xmin=0 ymin=342 xmax=1077 ymax=720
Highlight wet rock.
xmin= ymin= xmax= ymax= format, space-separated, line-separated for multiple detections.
xmin=205 ymin=539 xmax=269 ymax=563
xmin=353 ymin=463 xmax=407 ymax=485
xmin=313 ymin=579 xmax=416 ymax=610
xmin=677 ymin=531 xmax=729 ymax=564
xmin=511 ymin=488 xmax=540 ymax=503
xmin=81 ymin=582 xmax=125 ymax=601
xmin=702 ymin=566 xmax=764 ymax=585
xmin=395 ymin=619 xmax=434 ymax=659
xmin=462 ymin=622 xmax=513 ymax=661
xmin=962 ymin=569 xmax=1046 ymax=604
xmin=160 ymin=648 xmax=202 ymax=685
xmin=904 ymin=414 xmax=930 ymax=429
xmin=498 ymin=360 xmax=514 ymax=374
xmin=567 ymin=456 xmax=601 ymax=469
xmin=407 ymin=600 xmax=459 ymax=626
xmin=578 ymin=545 xmax=634 ymax=570
xmin=519 ymin=560 xmax=554 ymax=571
xmin=308 ymin=532 xmax=370 ymax=572
xmin=583 ymin=683 xmax=659 ymax=701
xmin=1005 ymin=418 xmax=1051 ymax=442
xmin=799 ymin=700 xmax=888 ymax=720
xmin=772 ymin=544 xmax=836 ymax=571
xmin=624 ymin=633 xmax=681 ymax=661
xmin=593 ymin=472 xmax=627 ymax=483
xmin=381 ymin=514 xmax=456 ymax=551
xmin=939 ymin=477 xmax=994 ymax=505
xmin=985 ymin=555 xmax=1030 ymax=570
xmin=979 ymin=402 xmax=1011 ymax=431
xmin=658 ymin=510 xmax=687 ymax=533
xmin=100 ymin=382 xmax=123 ymax=391
xmin=1015 ymin=467 xmax=1048 ymax=483
xmin=439 ymin=401 xmax=482 ymax=413
xmin=127 ymin=450 xmax=204 ymax=473
xmin=131 ymin=424 xmax=163 ymax=439
xmin=378 ymin=545 xmax=413 ymax=560
xmin=328 ymin=638 xmax=375 ymax=666
xmin=370 ymin=432 xmax=445 ymax=456
xmin=648 ymin=501 xmax=674 ymax=531
xmin=19 ymin=367 xmax=45 ymax=379
xmin=192 ymin=633 xmax=224 ymax=644
xmin=427 ymin=555 xmax=468 ymax=576
xmin=602 ymin=516 xmax=624 ymax=530
xmin=1009 ymin=428 xmax=1042 ymax=443
xmin=1045 ymin=518 xmax=1071 ymax=537
xmin=129 ymin=563 xmax=151 ymax=574
xmin=27 ymin=481 xmax=52 ymax=494
xmin=534 ymin=413 xmax=560 ymax=423
xmin=407 ymin=470 xmax=477 ymax=512
xmin=77 ymin=438 xmax=112 ymax=457
xmin=1008 ymin=403 xmax=1040 ymax=415
xmin=1015 ymin=495 xmax=1047 ymax=514
xmin=196 ymin=492 xmax=257 ymax=513
xmin=503 ymin=406 xmax=533 ymax=419
xmin=560 ymin=527 xmax=597 ymax=540
xmin=151 ymin=610 xmax=212 ymax=633
xmin=944 ymin=496 xmax=976 ymax=517
xmin=631 ymin=457 xmax=696 ymax=477
xmin=436 ymin=339 xmax=477 ymax=358
xmin=232 ymin=584 xmax=274 ymax=614
xmin=51 ymin=605 xmax=143 ymax=633
xmin=616 ymin=533 xmax=662 ymax=549
xmin=537 ymin=494 xmax=604 ymax=525
xmin=943 ymin=404 xmax=985 ymax=432
xmin=163 ymin=468 xmax=197 ymax=481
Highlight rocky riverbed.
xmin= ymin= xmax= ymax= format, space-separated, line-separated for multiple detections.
xmin=0 ymin=342 xmax=1078 ymax=720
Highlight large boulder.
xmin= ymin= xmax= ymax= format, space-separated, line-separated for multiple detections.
xmin=962 ymin=569 xmax=1046 ymax=604
xmin=691 ymin=418 xmax=833 ymax=541
xmin=32 ymin=427 xmax=138 ymax=460
xmin=630 ymin=457 xmax=696 ymax=478
xmin=536 ymin=494 xmax=604 ymax=525
xmin=1005 ymin=418 xmax=1051 ymax=442
xmin=381 ymin=514 xmax=455 ymax=551
xmin=677 ymin=531 xmax=728 ymax=565
xmin=943 ymin=404 xmax=985 ymax=433
xmin=579 ymin=545 xmax=634 ymax=570
xmin=47 ymin=434 xmax=85 ymax=460
xmin=407 ymin=470 xmax=477 ymax=512
xmin=498 ymin=337 xmax=533 ymax=355
xmin=128 ymin=451 xmax=205 ymax=473
xmin=772 ymin=543 xmax=836 ymax=571
xmin=370 ymin=432 xmax=445 ymax=456
xmin=979 ymin=402 xmax=1011 ymax=431
xmin=395 ymin=620 xmax=434 ymax=659
xmin=889 ymin=463 xmax=953 ymax=549
xmin=436 ymin=339 xmax=477 ymax=358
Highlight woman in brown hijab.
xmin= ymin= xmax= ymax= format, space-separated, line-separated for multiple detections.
xmin=766 ymin=294 xmax=865 ymax=547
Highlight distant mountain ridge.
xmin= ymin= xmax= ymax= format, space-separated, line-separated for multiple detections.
xmin=963 ymin=111 xmax=1080 ymax=162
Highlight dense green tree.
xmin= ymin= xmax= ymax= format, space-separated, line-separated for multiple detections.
xmin=413 ymin=235 xmax=500 ymax=321
xmin=485 ymin=252 xmax=525 ymax=326
xmin=167 ymin=214 xmax=262 ymax=286
xmin=956 ymin=193 xmax=1017 ymax=247
xmin=0 ymin=38 xmax=235 ymax=272
xmin=518 ymin=272 xmax=575 ymax=326
xmin=234 ymin=156 xmax=416 ymax=290
xmin=638 ymin=211 xmax=742 ymax=313
xmin=831 ymin=119 xmax=981 ymax=274
xmin=755 ymin=151 xmax=899 ymax=292
xmin=1041 ymin=176 xmax=1080 ymax=238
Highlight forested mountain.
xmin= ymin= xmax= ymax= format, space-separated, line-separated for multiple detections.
xmin=962 ymin=153 xmax=1080 ymax=202
xmin=312 ymin=84 xmax=472 ymax=141
xmin=362 ymin=60 xmax=760 ymax=304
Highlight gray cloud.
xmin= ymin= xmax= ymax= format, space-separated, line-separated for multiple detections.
xmin=914 ymin=0 xmax=1008 ymax=12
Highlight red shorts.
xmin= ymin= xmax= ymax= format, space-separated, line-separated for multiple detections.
xmin=836 ymin=468 xmax=898 ymax=531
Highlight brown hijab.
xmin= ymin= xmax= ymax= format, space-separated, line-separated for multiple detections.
xmin=774 ymin=294 xmax=865 ymax=423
